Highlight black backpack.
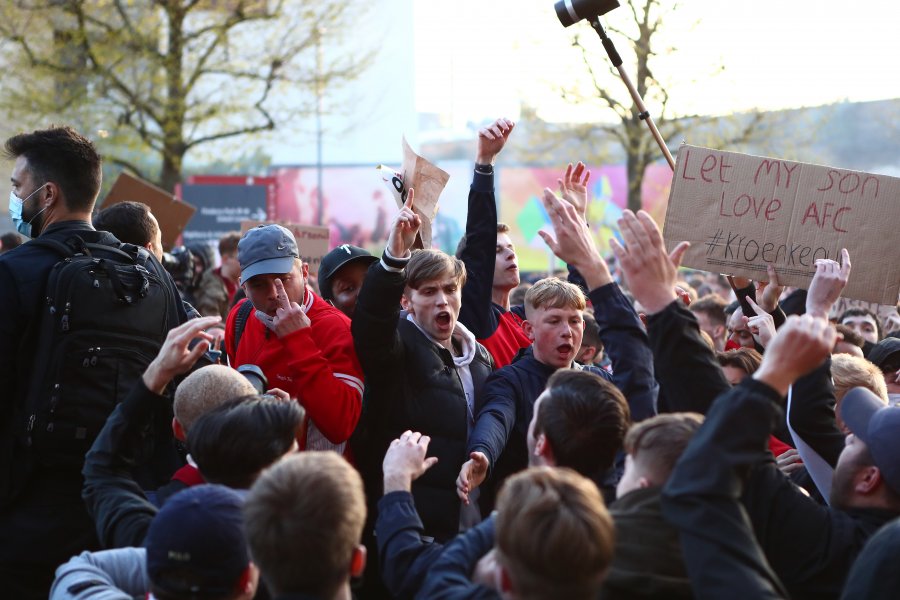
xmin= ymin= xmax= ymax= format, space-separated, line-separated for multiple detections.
xmin=21 ymin=235 xmax=174 ymax=471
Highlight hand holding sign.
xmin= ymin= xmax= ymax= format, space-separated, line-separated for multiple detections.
xmin=387 ymin=188 xmax=420 ymax=259
xmin=610 ymin=210 xmax=690 ymax=315
xmin=806 ymin=249 xmax=851 ymax=319
xmin=272 ymin=278 xmax=310 ymax=337
xmin=756 ymin=265 xmax=785 ymax=313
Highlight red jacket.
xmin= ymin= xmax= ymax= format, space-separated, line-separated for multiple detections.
xmin=478 ymin=310 xmax=532 ymax=369
xmin=225 ymin=290 xmax=364 ymax=456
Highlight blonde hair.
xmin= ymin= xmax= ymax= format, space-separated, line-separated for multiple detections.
xmin=495 ymin=467 xmax=613 ymax=600
xmin=832 ymin=354 xmax=888 ymax=403
xmin=524 ymin=277 xmax=586 ymax=316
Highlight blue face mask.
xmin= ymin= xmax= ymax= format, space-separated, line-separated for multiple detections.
xmin=8 ymin=185 xmax=47 ymax=238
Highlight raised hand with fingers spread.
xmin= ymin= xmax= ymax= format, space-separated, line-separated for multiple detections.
xmin=610 ymin=209 xmax=690 ymax=315
xmin=538 ymin=187 xmax=611 ymax=290
xmin=559 ymin=161 xmax=592 ymax=221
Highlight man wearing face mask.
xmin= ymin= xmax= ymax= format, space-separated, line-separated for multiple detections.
xmin=0 ymin=126 xmax=190 ymax=599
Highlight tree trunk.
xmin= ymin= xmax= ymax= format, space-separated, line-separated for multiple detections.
xmin=626 ymin=152 xmax=643 ymax=213
xmin=159 ymin=151 xmax=183 ymax=193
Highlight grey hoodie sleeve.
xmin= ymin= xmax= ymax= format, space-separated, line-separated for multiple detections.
xmin=50 ymin=548 xmax=149 ymax=600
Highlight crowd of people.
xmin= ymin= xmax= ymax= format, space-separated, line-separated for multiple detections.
xmin=0 ymin=121 xmax=899 ymax=600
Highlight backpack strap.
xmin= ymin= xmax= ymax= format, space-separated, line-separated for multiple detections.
xmin=233 ymin=299 xmax=255 ymax=356
xmin=27 ymin=237 xmax=79 ymax=258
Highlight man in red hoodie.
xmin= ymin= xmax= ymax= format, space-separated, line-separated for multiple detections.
xmin=225 ymin=224 xmax=364 ymax=457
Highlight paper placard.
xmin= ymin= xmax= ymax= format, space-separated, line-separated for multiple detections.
xmin=663 ymin=145 xmax=900 ymax=304
xmin=101 ymin=172 xmax=196 ymax=251
xmin=397 ymin=137 xmax=449 ymax=249
xmin=240 ymin=221 xmax=330 ymax=276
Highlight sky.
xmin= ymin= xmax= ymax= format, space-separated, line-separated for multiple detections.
xmin=413 ymin=0 xmax=900 ymax=127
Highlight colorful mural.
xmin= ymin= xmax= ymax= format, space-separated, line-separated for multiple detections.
xmin=269 ymin=163 xmax=675 ymax=272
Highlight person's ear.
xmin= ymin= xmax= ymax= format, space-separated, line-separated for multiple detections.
xmin=350 ymin=544 xmax=367 ymax=578
xmin=42 ymin=182 xmax=58 ymax=208
xmin=580 ymin=346 xmax=597 ymax=363
xmin=401 ymin=294 xmax=411 ymax=313
xmin=856 ymin=465 xmax=882 ymax=495
xmin=172 ymin=418 xmax=186 ymax=442
xmin=301 ymin=261 xmax=309 ymax=280
xmin=638 ymin=476 xmax=652 ymax=490
xmin=534 ymin=433 xmax=555 ymax=465
xmin=713 ymin=324 xmax=726 ymax=339
xmin=523 ymin=320 xmax=535 ymax=341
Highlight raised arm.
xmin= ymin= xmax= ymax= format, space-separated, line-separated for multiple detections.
xmin=458 ymin=118 xmax=515 ymax=337
xmin=377 ymin=431 xmax=443 ymax=599
xmin=352 ymin=191 xmax=421 ymax=381
xmin=606 ymin=209 xmax=728 ymax=414
xmin=82 ymin=317 xmax=219 ymax=548
xmin=538 ymin=187 xmax=659 ymax=421
xmin=661 ymin=316 xmax=837 ymax=600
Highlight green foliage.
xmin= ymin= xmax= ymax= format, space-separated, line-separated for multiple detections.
xmin=0 ymin=0 xmax=372 ymax=191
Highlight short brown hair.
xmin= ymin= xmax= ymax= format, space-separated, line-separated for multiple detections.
xmin=495 ymin=467 xmax=614 ymax=600
xmin=831 ymin=354 xmax=888 ymax=403
xmin=690 ymin=294 xmax=728 ymax=327
xmin=497 ymin=222 xmax=510 ymax=234
xmin=525 ymin=277 xmax=586 ymax=315
xmin=4 ymin=126 xmax=102 ymax=212
xmin=623 ymin=412 xmax=704 ymax=486
xmin=405 ymin=248 xmax=466 ymax=290
xmin=218 ymin=231 xmax=242 ymax=257
xmin=717 ymin=347 xmax=762 ymax=375
xmin=244 ymin=452 xmax=366 ymax=597
xmin=535 ymin=370 xmax=629 ymax=478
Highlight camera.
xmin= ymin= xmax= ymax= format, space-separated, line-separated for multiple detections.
xmin=237 ymin=364 xmax=269 ymax=395
xmin=161 ymin=246 xmax=196 ymax=292
xmin=554 ymin=0 xmax=619 ymax=27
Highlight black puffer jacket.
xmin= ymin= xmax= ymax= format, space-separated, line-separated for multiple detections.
xmin=352 ymin=258 xmax=494 ymax=543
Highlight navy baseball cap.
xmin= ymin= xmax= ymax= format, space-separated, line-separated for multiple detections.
xmin=317 ymin=244 xmax=377 ymax=300
xmin=840 ymin=387 xmax=900 ymax=496
xmin=238 ymin=224 xmax=300 ymax=284
xmin=867 ymin=338 xmax=900 ymax=371
xmin=145 ymin=484 xmax=250 ymax=598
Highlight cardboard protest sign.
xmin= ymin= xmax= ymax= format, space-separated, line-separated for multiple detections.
xmin=241 ymin=221 xmax=330 ymax=277
xmin=102 ymin=172 xmax=196 ymax=250
xmin=663 ymin=145 xmax=900 ymax=304
xmin=378 ymin=137 xmax=448 ymax=249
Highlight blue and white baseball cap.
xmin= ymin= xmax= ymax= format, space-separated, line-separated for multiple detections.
xmin=238 ymin=224 xmax=300 ymax=284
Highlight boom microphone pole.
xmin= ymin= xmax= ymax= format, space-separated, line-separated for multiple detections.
xmin=555 ymin=0 xmax=677 ymax=171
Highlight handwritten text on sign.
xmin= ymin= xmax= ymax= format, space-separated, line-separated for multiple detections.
xmin=662 ymin=145 xmax=900 ymax=304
